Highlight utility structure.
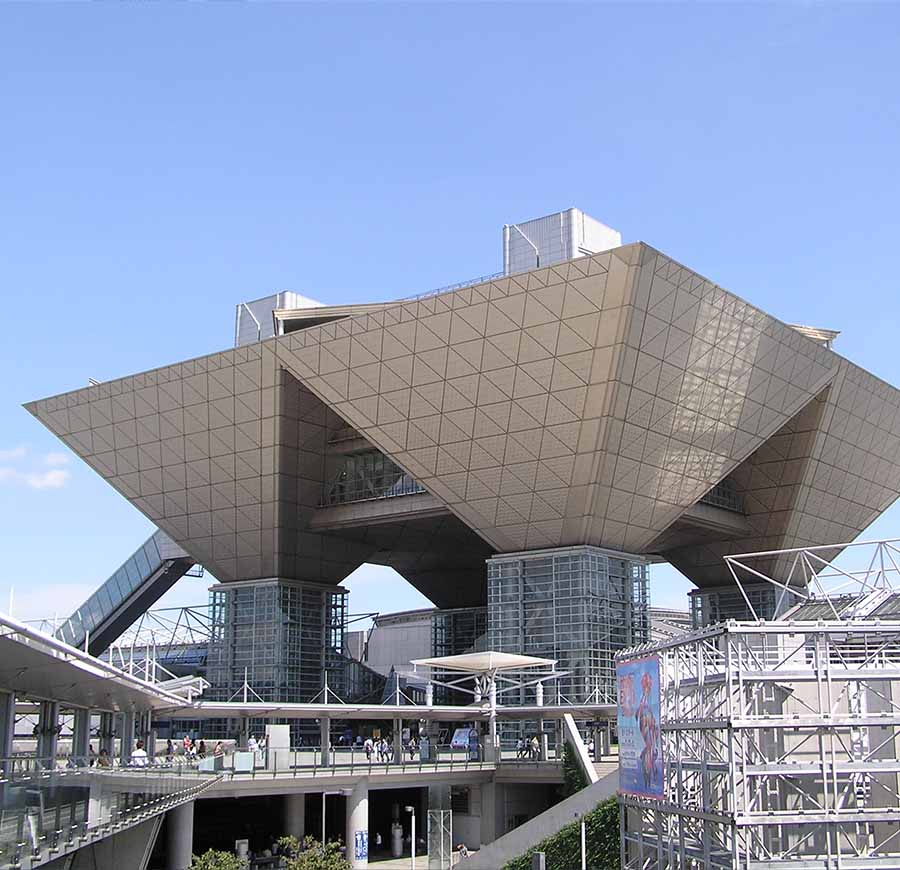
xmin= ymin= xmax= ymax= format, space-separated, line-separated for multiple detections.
xmin=619 ymin=538 xmax=900 ymax=869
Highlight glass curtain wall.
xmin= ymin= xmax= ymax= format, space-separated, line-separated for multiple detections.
xmin=206 ymin=579 xmax=347 ymax=742
xmin=487 ymin=547 xmax=649 ymax=705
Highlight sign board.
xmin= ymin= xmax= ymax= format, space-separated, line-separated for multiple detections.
xmin=616 ymin=656 xmax=663 ymax=797
xmin=354 ymin=829 xmax=368 ymax=860
xmin=450 ymin=727 xmax=473 ymax=749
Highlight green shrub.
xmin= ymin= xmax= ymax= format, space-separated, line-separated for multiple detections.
xmin=190 ymin=850 xmax=245 ymax=870
xmin=503 ymin=796 xmax=619 ymax=870
xmin=277 ymin=835 xmax=352 ymax=870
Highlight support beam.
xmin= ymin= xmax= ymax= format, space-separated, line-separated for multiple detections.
xmin=166 ymin=801 xmax=195 ymax=870
xmin=320 ymin=716 xmax=331 ymax=767
xmin=0 ymin=691 xmax=15 ymax=759
xmin=36 ymin=700 xmax=59 ymax=762
xmin=99 ymin=711 xmax=115 ymax=757
xmin=118 ymin=711 xmax=135 ymax=766
xmin=72 ymin=708 xmax=91 ymax=762
xmin=346 ymin=779 xmax=368 ymax=869
xmin=284 ymin=792 xmax=306 ymax=840
xmin=392 ymin=718 xmax=403 ymax=765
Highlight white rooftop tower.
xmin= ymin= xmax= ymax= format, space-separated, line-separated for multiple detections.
xmin=502 ymin=207 xmax=621 ymax=274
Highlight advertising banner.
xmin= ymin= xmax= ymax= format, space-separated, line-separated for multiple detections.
xmin=617 ymin=656 xmax=663 ymax=798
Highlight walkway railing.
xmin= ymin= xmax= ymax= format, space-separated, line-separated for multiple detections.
xmin=213 ymin=744 xmax=562 ymax=781
xmin=0 ymin=757 xmax=220 ymax=870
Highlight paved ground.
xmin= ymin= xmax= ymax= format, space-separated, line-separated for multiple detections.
xmin=368 ymin=855 xmax=470 ymax=867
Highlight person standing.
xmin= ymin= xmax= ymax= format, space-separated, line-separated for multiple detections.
xmin=364 ymin=736 xmax=374 ymax=761
xmin=131 ymin=740 xmax=149 ymax=767
xmin=166 ymin=739 xmax=174 ymax=764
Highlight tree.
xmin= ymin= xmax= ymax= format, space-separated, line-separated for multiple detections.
xmin=190 ymin=850 xmax=245 ymax=870
xmin=277 ymin=835 xmax=352 ymax=870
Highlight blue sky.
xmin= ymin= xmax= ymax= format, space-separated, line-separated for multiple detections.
xmin=2 ymin=3 xmax=900 ymax=622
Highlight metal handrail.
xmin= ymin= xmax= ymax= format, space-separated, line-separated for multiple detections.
xmin=216 ymin=744 xmax=562 ymax=781
xmin=0 ymin=756 xmax=221 ymax=870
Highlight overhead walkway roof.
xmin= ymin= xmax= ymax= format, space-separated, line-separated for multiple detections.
xmin=0 ymin=612 xmax=196 ymax=712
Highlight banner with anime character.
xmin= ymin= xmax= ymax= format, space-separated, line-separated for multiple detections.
xmin=616 ymin=656 xmax=663 ymax=797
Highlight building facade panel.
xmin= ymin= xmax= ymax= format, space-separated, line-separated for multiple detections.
xmin=25 ymin=241 xmax=900 ymax=593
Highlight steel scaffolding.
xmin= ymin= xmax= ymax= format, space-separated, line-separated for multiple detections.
xmin=620 ymin=539 xmax=900 ymax=870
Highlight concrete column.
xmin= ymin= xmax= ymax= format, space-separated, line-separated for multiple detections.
xmin=72 ymin=708 xmax=91 ymax=762
xmin=479 ymin=779 xmax=506 ymax=847
xmin=488 ymin=679 xmax=498 ymax=760
xmin=0 ymin=691 xmax=15 ymax=759
xmin=37 ymin=700 xmax=59 ymax=763
xmin=284 ymin=792 xmax=306 ymax=840
xmin=136 ymin=711 xmax=155 ymax=758
xmin=392 ymin=718 xmax=403 ymax=765
xmin=320 ymin=717 xmax=331 ymax=766
xmin=345 ymin=779 xmax=368 ymax=869
xmin=88 ymin=777 xmax=104 ymax=825
xmin=166 ymin=801 xmax=195 ymax=870
xmin=118 ymin=712 xmax=135 ymax=765
xmin=601 ymin=721 xmax=611 ymax=757
xmin=99 ymin=712 xmax=115 ymax=757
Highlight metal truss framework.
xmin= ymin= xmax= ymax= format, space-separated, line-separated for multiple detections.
xmin=620 ymin=539 xmax=900 ymax=870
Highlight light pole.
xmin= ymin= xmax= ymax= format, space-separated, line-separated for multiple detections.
xmin=405 ymin=805 xmax=416 ymax=869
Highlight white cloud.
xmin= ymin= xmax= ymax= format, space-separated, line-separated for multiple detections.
xmin=24 ymin=469 xmax=71 ymax=490
xmin=0 ymin=467 xmax=71 ymax=490
xmin=0 ymin=446 xmax=72 ymax=490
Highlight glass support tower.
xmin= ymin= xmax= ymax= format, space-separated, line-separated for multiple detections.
xmin=487 ymin=546 xmax=649 ymax=705
xmin=431 ymin=606 xmax=488 ymax=704
xmin=206 ymin=578 xmax=347 ymax=740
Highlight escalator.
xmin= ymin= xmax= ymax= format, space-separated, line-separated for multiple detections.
xmin=55 ymin=529 xmax=198 ymax=656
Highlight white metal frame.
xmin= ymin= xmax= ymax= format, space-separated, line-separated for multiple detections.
xmin=620 ymin=539 xmax=900 ymax=869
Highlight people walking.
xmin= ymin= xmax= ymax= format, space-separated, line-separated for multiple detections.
xmin=364 ymin=736 xmax=374 ymax=761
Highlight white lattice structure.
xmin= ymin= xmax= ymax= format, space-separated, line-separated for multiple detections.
xmin=620 ymin=540 xmax=900 ymax=869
